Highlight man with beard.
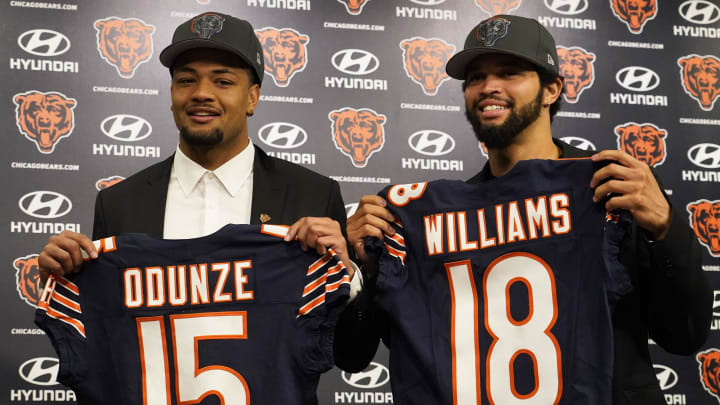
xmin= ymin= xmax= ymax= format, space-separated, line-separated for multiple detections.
xmin=334 ymin=15 xmax=710 ymax=404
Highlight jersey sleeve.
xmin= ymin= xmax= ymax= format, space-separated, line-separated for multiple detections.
xmin=296 ymin=248 xmax=352 ymax=374
xmin=603 ymin=209 xmax=634 ymax=304
xmin=34 ymin=274 xmax=88 ymax=389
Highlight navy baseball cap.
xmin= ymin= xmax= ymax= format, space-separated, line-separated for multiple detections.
xmin=160 ymin=12 xmax=264 ymax=86
xmin=446 ymin=15 xmax=559 ymax=80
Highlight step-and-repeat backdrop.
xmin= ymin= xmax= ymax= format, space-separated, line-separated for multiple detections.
xmin=2 ymin=0 xmax=719 ymax=403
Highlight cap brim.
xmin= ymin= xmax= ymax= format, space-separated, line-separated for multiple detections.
xmin=159 ymin=38 xmax=252 ymax=69
xmin=446 ymin=48 xmax=555 ymax=80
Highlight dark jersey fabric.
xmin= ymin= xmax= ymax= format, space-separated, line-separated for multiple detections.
xmin=366 ymin=159 xmax=631 ymax=404
xmin=36 ymin=224 xmax=350 ymax=405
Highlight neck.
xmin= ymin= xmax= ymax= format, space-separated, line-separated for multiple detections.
xmin=486 ymin=115 xmax=559 ymax=177
xmin=179 ymin=134 xmax=250 ymax=171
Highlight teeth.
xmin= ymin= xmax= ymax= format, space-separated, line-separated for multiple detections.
xmin=482 ymin=105 xmax=506 ymax=112
xmin=193 ymin=111 xmax=214 ymax=116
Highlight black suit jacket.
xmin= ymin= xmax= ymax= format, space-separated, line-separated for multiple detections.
xmin=334 ymin=139 xmax=712 ymax=405
xmin=92 ymin=145 xmax=347 ymax=239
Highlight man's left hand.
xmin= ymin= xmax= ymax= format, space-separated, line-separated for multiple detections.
xmin=590 ymin=150 xmax=671 ymax=240
xmin=285 ymin=217 xmax=354 ymax=278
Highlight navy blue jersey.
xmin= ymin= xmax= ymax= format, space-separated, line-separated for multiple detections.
xmin=36 ymin=224 xmax=350 ymax=405
xmin=366 ymin=159 xmax=631 ymax=405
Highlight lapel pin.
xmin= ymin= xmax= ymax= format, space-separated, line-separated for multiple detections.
xmin=259 ymin=213 xmax=271 ymax=223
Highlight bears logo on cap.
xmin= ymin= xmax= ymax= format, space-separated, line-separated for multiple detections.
xmin=95 ymin=17 xmax=155 ymax=79
xmin=400 ymin=37 xmax=455 ymax=96
xmin=329 ymin=107 xmax=386 ymax=168
xmin=614 ymin=122 xmax=667 ymax=167
xmin=13 ymin=90 xmax=77 ymax=154
xmin=678 ymin=54 xmax=720 ymax=111
xmin=256 ymin=27 xmax=309 ymax=87
xmin=191 ymin=13 xmax=225 ymax=39
xmin=476 ymin=17 xmax=510 ymax=47
xmin=610 ymin=0 xmax=657 ymax=34
xmin=557 ymin=46 xmax=596 ymax=103
xmin=687 ymin=200 xmax=720 ymax=258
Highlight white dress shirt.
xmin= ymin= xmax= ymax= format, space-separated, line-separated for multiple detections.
xmin=162 ymin=141 xmax=362 ymax=296
xmin=164 ymin=142 xmax=254 ymax=239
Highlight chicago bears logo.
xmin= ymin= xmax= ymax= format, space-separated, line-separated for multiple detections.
xmin=610 ymin=0 xmax=657 ymax=34
xmin=14 ymin=254 xmax=41 ymax=308
xmin=557 ymin=46 xmax=596 ymax=103
xmin=400 ymin=37 xmax=455 ymax=96
xmin=678 ymin=55 xmax=720 ymax=111
xmin=13 ymin=90 xmax=77 ymax=154
xmin=474 ymin=0 xmax=522 ymax=14
xmin=337 ymin=0 xmax=372 ymax=15
xmin=190 ymin=13 xmax=224 ymax=39
xmin=329 ymin=107 xmax=386 ymax=168
xmin=698 ymin=348 xmax=720 ymax=402
xmin=476 ymin=17 xmax=510 ymax=47
xmin=94 ymin=17 xmax=155 ymax=79
xmin=614 ymin=122 xmax=667 ymax=167
xmin=256 ymin=27 xmax=309 ymax=87
xmin=96 ymin=176 xmax=125 ymax=191
xmin=687 ymin=200 xmax=720 ymax=257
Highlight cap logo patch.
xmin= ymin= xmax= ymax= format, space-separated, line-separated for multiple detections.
xmin=547 ymin=54 xmax=555 ymax=65
xmin=477 ymin=18 xmax=510 ymax=47
xmin=191 ymin=13 xmax=225 ymax=39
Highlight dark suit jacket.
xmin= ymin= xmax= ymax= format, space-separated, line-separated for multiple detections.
xmin=333 ymin=139 xmax=712 ymax=405
xmin=92 ymin=145 xmax=347 ymax=239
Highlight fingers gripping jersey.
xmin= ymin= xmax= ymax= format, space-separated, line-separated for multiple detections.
xmin=35 ymin=224 xmax=350 ymax=405
xmin=366 ymin=159 xmax=632 ymax=405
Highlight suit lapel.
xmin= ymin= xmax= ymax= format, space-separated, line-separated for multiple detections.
xmin=141 ymin=155 xmax=173 ymax=237
xmin=250 ymin=146 xmax=287 ymax=225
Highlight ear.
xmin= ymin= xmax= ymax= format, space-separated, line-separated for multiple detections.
xmin=688 ymin=204 xmax=697 ymax=215
xmin=330 ymin=112 xmax=340 ymax=121
xmin=95 ymin=20 xmax=106 ymax=30
xmin=65 ymin=99 xmax=76 ymax=109
xmin=543 ymin=76 xmax=563 ymax=106
xmin=298 ymin=34 xmax=309 ymax=45
xmin=13 ymin=94 xmax=26 ymax=104
xmin=374 ymin=115 xmax=386 ymax=125
xmin=400 ymin=40 xmax=411 ymax=51
xmin=247 ymin=83 xmax=260 ymax=115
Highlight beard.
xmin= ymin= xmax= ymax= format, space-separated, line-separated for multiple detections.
xmin=179 ymin=127 xmax=224 ymax=147
xmin=465 ymin=87 xmax=544 ymax=149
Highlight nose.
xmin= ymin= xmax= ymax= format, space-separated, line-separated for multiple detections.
xmin=191 ymin=78 xmax=215 ymax=102
xmin=476 ymin=74 xmax=503 ymax=95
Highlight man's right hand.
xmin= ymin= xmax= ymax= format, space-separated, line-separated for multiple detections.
xmin=38 ymin=231 xmax=97 ymax=283
xmin=346 ymin=195 xmax=396 ymax=274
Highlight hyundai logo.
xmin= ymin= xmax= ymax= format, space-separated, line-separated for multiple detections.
xmin=408 ymin=130 xmax=455 ymax=156
xmin=331 ymin=49 xmax=380 ymax=76
xmin=653 ymin=364 xmax=679 ymax=391
xmin=341 ymin=362 xmax=390 ymax=389
xmin=409 ymin=0 xmax=446 ymax=5
xmin=615 ymin=66 xmax=660 ymax=92
xmin=345 ymin=202 xmax=359 ymax=218
xmin=19 ymin=191 xmax=72 ymax=219
xmin=544 ymin=0 xmax=588 ymax=15
xmin=258 ymin=122 xmax=308 ymax=149
xmin=19 ymin=357 xmax=59 ymax=386
xmin=101 ymin=114 xmax=152 ymax=142
xmin=679 ymin=0 xmax=720 ymax=25
xmin=688 ymin=143 xmax=720 ymax=169
xmin=560 ymin=136 xmax=596 ymax=151
xmin=18 ymin=29 xmax=71 ymax=57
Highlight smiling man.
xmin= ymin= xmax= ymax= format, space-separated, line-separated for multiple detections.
xmin=335 ymin=14 xmax=711 ymax=405
xmin=36 ymin=13 xmax=358 ymax=403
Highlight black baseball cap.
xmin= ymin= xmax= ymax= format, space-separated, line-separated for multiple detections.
xmin=446 ymin=15 xmax=559 ymax=80
xmin=160 ymin=12 xmax=264 ymax=86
